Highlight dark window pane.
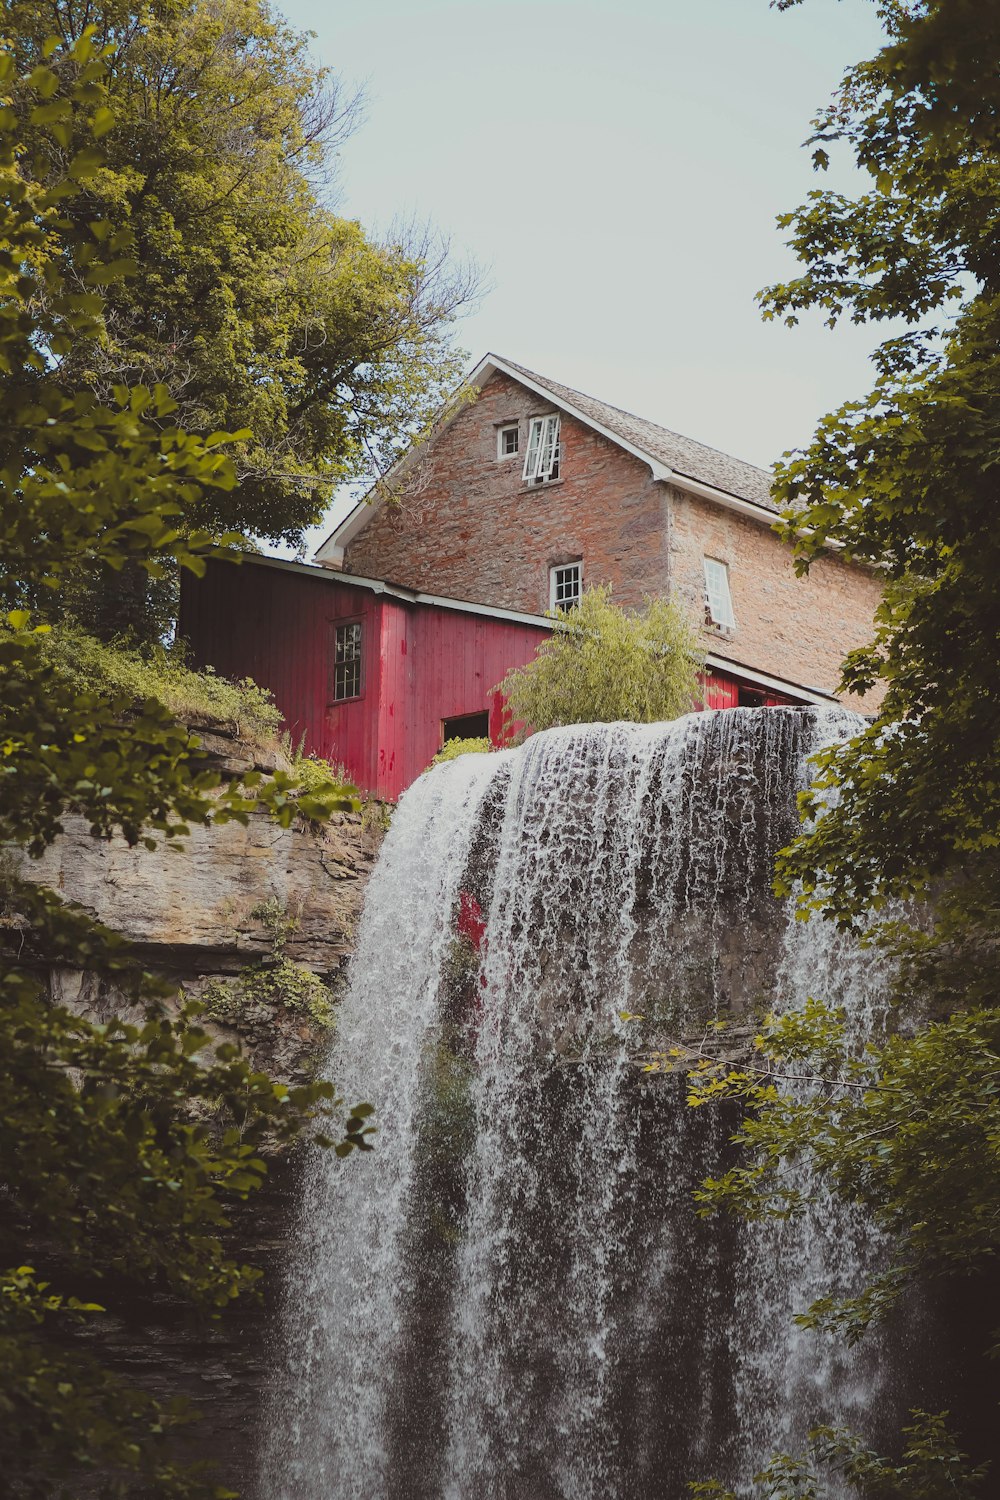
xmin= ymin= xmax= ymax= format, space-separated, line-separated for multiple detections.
xmin=334 ymin=622 xmax=362 ymax=700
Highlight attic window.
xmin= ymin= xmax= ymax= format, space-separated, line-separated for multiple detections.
xmin=333 ymin=620 xmax=363 ymax=701
xmin=497 ymin=423 xmax=519 ymax=459
xmin=703 ymin=558 xmax=736 ymax=630
xmin=550 ymin=561 xmax=582 ymax=612
xmin=523 ymin=414 xmax=561 ymax=484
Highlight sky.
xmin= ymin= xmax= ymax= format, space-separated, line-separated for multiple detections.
xmin=274 ymin=0 xmax=889 ymax=556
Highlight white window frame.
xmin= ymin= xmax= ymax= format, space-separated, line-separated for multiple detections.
xmin=496 ymin=423 xmax=519 ymax=460
xmin=703 ymin=558 xmax=736 ymax=630
xmin=549 ymin=560 xmax=582 ymax=612
xmin=333 ymin=620 xmax=363 ymax=701
xmin=523 ymin=413 xmax=561 ymax=484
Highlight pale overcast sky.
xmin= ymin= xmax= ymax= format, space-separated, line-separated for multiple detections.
xmin=274 ymin=0 xmax=888 ymax=555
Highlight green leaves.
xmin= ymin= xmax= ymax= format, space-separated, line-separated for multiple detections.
xmin=90 ymin=104 xmax=115 ymax=137
xmin=692 ymin=10 xmax=1000 ymax=1490
xmin=690 ymin=1410 xmax=990 ymax=1500
xmin=496 ymin=585 xmax=703 ymax=735
xmin=3 ymin=0 xmax=475 ymax=642
xmin=0 ymin=33 xmax=372 ymax=1496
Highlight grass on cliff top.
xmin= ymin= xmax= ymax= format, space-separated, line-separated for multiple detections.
xmin=33 ymin=625 xmax=284 ymax=747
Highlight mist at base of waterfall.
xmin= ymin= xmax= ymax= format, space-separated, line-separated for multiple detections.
xmin=259 ymin=710 xmax=919 ymax=1500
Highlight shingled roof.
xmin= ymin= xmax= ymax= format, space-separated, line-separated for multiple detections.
xmin=315 ymin=352 xmax=781 ymax=564
xmin=495 ymin=356 xmax=778 ymax=512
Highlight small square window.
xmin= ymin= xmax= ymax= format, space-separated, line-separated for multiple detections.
xmin=550 ymin=561 xmax=582 ymax=612
xmin=333 ymin=621 xmax=363 ymax=701
xmin=497 ymin=424 xmax=519 ymax=459
xmin=703 ymin=558 xmax=736 ymax=630
xmin=523 ymin=414 xmax=561 ymax=484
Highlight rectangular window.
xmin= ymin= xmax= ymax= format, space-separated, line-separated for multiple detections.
xmin=333 ymin=620 xmax=363 ymax=701
xmin=497 ymin=423 xmax=519 ymax=458
xmin=703 ymin=558 xmax=736 ymax=630
xmin=550 ymin=560 xmax=582 ymax=612
xmin=442 ymin=710 xmax=490 ymax=743
xmin=523 ymin=413 xmax=561 ymax=484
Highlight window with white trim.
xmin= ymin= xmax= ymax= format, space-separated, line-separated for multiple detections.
xmin=497 ymin=423 xmax=519 ymax=459
xmin=333 ymin=621 xmax=363 ymax=700
xmin=523 ymin=413 xmax=561 ymax=484
xmin=550 ymin=561 xmax=582 ymax=612
xmin=703 ymin=558 xmax=736 ymax=630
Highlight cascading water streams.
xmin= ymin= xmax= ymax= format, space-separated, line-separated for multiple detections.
xmin=728 ymin=708 xmax=894 ymax=1472
xmin=262 ymin=708 xmax=903 ymax=1500
xmin=262 ymin=753 xmax=506 ymax=1495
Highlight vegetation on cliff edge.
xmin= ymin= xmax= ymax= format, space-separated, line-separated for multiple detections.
xmin=0 ymin=35 xmax=370 ymax=1498
xmin=496 ymin=585 xmax=703 ymax=737
xmin=680 ymin=1 xmax=1000 ymax=1493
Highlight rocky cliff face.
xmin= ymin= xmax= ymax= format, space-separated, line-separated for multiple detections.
xmin=12 ymin=730 xmax=385 ymax=1495
xmin=19 ymin=728 xmax=385 ymax=1087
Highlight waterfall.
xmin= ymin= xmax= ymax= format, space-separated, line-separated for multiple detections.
xmin=262 ymin=708 xmax=900 ymax=1500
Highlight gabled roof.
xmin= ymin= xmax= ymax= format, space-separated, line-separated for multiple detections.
xmin=496 ymin=357 xmax=777 ymax=512
xmin=315 ymin=353 xmax=778 ymax=564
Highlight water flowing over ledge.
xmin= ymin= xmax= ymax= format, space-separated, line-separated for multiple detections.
xmin=261 ymin=708 xmax=903 ymax=1500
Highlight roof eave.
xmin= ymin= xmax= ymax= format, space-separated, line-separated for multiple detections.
xmin=314 ymin=355 xmax=502 ymax=563
xmin=312 ymin=352 xmax=781 ymax=563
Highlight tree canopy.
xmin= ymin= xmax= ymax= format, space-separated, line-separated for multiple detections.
xmin=4 ymin=0 xmax=476 ymax=638
xmin=0 ymin=34 xmax=370 ymax=1496
xmin=670 ymin=2 xmax=1000 ymax=1492
xmin=495 ymin=585 xmax=703 ymax=736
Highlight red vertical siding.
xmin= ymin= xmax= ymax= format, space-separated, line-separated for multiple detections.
xmin=181 ymin=559 xmax=811 ymax=802
xmin=394 ymin=607 xmax=549 ymax=795
xmin=180 ymin=560 xmax=550 ymax=800
xmin=180 ymin=559 xmax=384 ymax=794
xmin=701 ymin=671 xmax=739 ymax=710
xmin=373 ymin=601 xmax=411 ymax=799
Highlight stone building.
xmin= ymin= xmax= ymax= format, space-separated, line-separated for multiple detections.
xmin=316 ymin=354 xmax=881 ymax=708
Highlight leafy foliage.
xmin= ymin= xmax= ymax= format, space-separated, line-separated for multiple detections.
xmin=6 ymin=0 xmax=476 ymax=640
xmin=430 ymin=735 xmax=492 ymax=767
xmin=496 ymin=586 xmax=702 ymax=734
xmin=201 ymin=899 xmax=337 ymax=1031
xmin=684 ymin=0 xmax=1000 ymax=1487
xmin=0 ymin=36 xmax=368 ymax=1495
xmin=10 ymin=622 xmax=284 ymax=744
xmin=656 ymin=1000 xmax=1000 ymax=1338
xmin=760 ymin=0 xmax=1000 ymax=925
xmin=689 ymin=1409 xmax=990 ymax=1500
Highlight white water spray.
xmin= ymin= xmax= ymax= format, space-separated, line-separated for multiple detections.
xmin=262 ymin=708 xmax=898 ymax=1500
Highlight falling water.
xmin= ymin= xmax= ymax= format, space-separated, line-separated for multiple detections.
xmin=262 ymin=708 xmax=903 ymax=1499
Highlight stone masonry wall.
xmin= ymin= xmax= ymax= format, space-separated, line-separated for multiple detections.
xmin=667 ymin=486 xmax=885 ymax=706
xmin=344 ymin=370 xmax=670 ymax=613
xmin=343 ymin=369 xmax=883 ymax=705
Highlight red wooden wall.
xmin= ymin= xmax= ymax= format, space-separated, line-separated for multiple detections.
xmin=181 ymin=558 xmax=802 ymax=802
xmin=700 ymin=673 xmax=794 ymax=710
xmin=181 ymin=559 xmax=549 ymax=800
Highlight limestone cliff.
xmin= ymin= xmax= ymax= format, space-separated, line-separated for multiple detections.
xmin=17 ymin=727 xmax=385 ymax=1087
xmin=8 ymin=728 xmax=385 ymax=1495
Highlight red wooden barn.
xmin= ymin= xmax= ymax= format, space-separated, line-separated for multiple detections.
xmin=180 ymin=556 xmax=829 ymax=801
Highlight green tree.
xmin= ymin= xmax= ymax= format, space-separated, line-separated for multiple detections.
xmin=495 ymin=585 xmax=703 ymax=734
xmin=675 ymin=0 xmax=1000 ymax=1490
xmin=688 ymin=1410 xmax=990 ymax=1500
xmin=4 ymin=0 xmax=476 ymax=639
xmin=0 ymin=36 xmax=370 ymax=1496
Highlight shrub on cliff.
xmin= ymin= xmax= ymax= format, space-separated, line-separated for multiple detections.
xmin=430 ymin=735 xmax=492 ymax=767
xmin=496 ymin=585 xmax=702 ymax=734
xmin=12 ymin=624 xmax=284 ymax=746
